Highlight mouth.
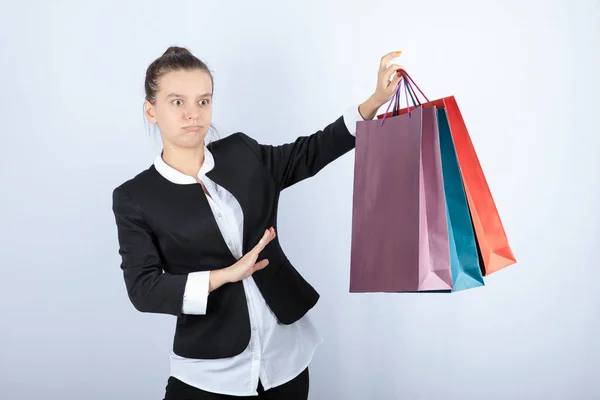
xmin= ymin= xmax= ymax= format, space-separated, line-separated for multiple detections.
xmin=183 ymin=126 xmax=203 ymax=132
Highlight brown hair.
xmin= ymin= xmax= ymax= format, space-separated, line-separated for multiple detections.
xmin=144 ymin=46 xmax=218 ymax=141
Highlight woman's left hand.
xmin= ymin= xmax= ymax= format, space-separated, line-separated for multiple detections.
xmin=358 ymin=51 xmax=405 ymax=120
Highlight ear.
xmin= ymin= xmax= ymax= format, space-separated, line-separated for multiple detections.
xmin=144 ymin=100 xmax=157 ymax=124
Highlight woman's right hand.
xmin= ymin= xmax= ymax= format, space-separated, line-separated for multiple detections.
xmin=209 ymin=228 xmax=276 ymax=292
xmin=227 ymin=227 xmax=276 ymax=282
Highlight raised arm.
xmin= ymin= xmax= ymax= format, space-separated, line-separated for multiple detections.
xmin=237 ymin=107 xmax=363 ymax=191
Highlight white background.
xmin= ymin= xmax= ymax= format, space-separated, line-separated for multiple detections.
xmin=1 ymin=0 xmax=598 ymax=399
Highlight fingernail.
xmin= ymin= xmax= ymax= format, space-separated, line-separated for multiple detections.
xmin=396 ymin=51 xmax=402 ymax=54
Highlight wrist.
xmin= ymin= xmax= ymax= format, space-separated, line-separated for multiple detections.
xmin=222 ymin=266 xmax=234 ymax=284
xmin=209 ymin=268 xmax=232 ymax=292
xmin=359 ymin=96 xmax=382 ymax=121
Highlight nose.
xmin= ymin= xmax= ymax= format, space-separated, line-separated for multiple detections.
xmin=184 ymin=106 xmax=200 ymax=121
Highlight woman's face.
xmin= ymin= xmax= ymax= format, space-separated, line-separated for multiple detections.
xmin=145 ymin=69 xmax=213 ymax=149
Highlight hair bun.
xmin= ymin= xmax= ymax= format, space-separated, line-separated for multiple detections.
xmin=162 ymin=46 xmax=191 ymax=57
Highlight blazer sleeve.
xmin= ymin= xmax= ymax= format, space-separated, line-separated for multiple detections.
xmin=237 ymin=114 xmax=356 ymax=191
xmin=112 ymin=186 xmax=188 ymax=317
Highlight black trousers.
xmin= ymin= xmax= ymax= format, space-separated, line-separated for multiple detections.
xmin=164 ymin=367 xmax=309 ymax=400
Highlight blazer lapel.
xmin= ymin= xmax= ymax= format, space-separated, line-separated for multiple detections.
xmin=205 ymin=152 xmax=251 ymax=254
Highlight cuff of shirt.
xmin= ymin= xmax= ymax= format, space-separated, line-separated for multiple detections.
xmin=343 ymin=104 xmax=368 ymax=136
xmin=182 ymin=271 xmax=210 ymax=315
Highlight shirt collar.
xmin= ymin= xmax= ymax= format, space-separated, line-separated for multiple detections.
xmin=153 ymin=146 xmax=215 ymax=185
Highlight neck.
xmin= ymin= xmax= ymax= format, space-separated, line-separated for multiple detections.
xmin=161 ymin=144 xmax=205 ymax=179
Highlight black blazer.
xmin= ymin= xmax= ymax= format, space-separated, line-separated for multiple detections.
xmin=112 ymin=115 xmax=356 ymax=359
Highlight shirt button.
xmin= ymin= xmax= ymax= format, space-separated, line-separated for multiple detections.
xmin=227 ymin=240 xmax=232 ymax=246
xmin=216 ymin=212 xmax=222 ymax=218
xmin=252 ymin=326 xmax=257 ymax=331
xmin=246 ymin=297 xmax=250 ymax=302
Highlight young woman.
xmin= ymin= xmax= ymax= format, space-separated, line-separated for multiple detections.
xmin=112 ymin=46 xmax=403 ymax=399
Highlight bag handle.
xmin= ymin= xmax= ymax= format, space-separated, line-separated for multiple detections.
xmin=400 ymin=71 xmax=422 ymax=112
xmin=380 ymin=71 xmax=418 ymax=126
xmin=395 ymin=70 xmax=427 ymax=110
xmin=404 ymin=76 xmax=419 ymax=108
xmin=402 ymin=70 xmax=430 ymax=104
xmin=380 ymin=78 xmax=402 ymax=126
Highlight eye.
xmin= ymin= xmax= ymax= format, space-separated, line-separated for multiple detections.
xmin=199 ymin=99 xmax=210 ymax=106
xmin=172 ymin=99 xmax=183 ymax=106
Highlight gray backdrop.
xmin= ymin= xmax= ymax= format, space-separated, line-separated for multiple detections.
xmin=1 ymin=0 xmax=598 ymax=399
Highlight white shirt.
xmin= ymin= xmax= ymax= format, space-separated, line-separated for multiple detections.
xmin=153 ymin=105 xmax=364 ymax=396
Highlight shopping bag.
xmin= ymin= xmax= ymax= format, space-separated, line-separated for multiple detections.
xmin=378 ymin=72 xmax=516 ymax=276
xmin=349 ymin=79 xmax=453 ymax=292
xmin=437 ymin=108 xmax=485 ymax=291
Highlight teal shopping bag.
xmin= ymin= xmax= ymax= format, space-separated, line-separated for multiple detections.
xmin=437 ymin=109 xmax=485 ymax=291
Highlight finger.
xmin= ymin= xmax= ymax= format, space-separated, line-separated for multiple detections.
xmin=265 ymin=227 xmax=276 ymax=242
xmin=253 ymin=228 xmax=276 ymax=252
xmin=262 ymin=228 xmax=276 ymax=246
xmin=252 ymin=229 xmax=271 ymax=251
xmin=253 ymin=259 xmax=269 ymax=272
xmin=380 ymin=51 xmax=402 ymax=70
xmin=383 ymin=64 xmax=406 ymax=80
xmin=387 ymin=71 xmax=402 ymax=91
xmin=380 ymin=51 xmax=402 ymax=72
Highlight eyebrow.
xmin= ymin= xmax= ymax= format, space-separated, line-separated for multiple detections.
xmin=166 ymin=92 xmax=213 ymax=99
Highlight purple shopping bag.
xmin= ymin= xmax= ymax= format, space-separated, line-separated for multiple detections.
xmin=349 ymin=96 xmax=453 ymax=292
